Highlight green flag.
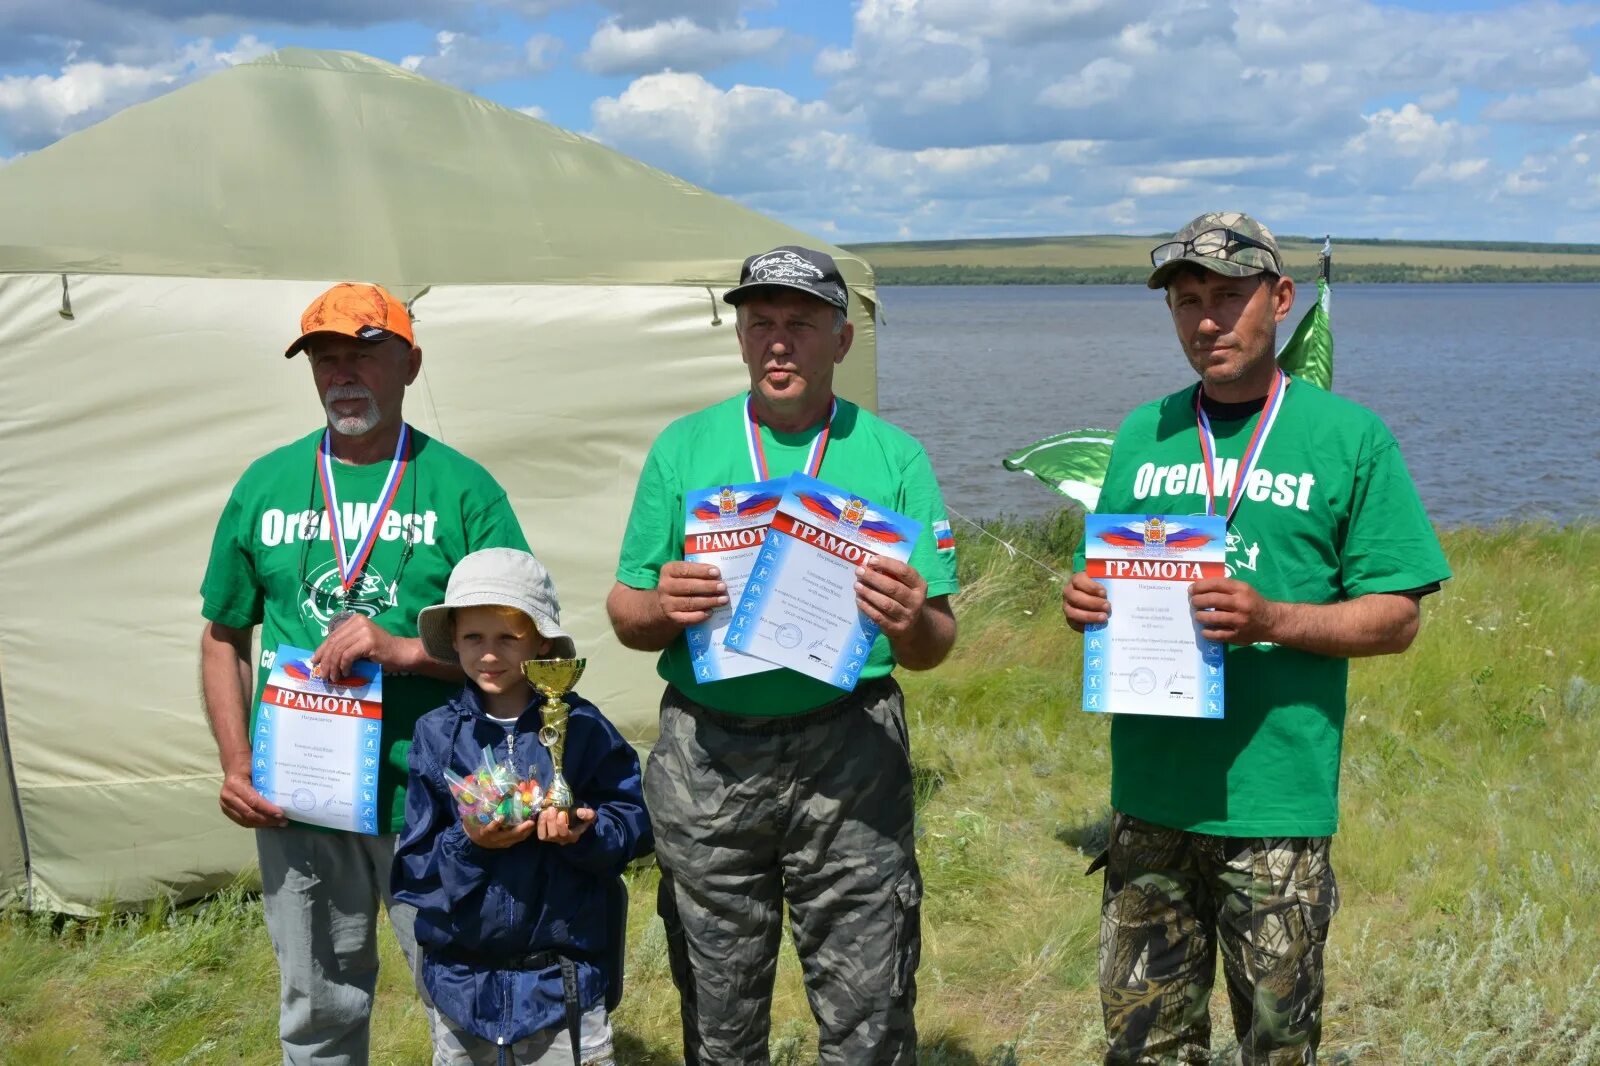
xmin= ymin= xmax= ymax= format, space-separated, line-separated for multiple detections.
xmin=1003 ymin=238 xmax=1334 ymax=510
xmin=1001 ymin=428 xmax=1117 ymax=511
xmin=1276 ymin=238 xmax=1333 ymax=390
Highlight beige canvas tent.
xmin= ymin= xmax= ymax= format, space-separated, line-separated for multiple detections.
xmin=0 ymin=48 xmax=879 ymax=913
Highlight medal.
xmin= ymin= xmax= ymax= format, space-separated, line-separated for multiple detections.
xmin=745 ymin=395 xmax=835 ymax=481
xmin=1195 ymin=371 xmax=1288 ymax=524
xmin=316 ymin=424 xmax=412 ymax=605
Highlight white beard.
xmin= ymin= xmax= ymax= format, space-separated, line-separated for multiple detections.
xmin=324 ymin=386 xmax=381 ymax=436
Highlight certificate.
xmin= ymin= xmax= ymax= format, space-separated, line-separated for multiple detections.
xmin=1082 ymin=515 xmax=1226 ymax=719
xmin=252 ymin=645 xmax=383 ymax=834
xmin=682 ymin=480 xmax=786 ymax=682
xmin=725 ymin=473 xmax=922 ymax=691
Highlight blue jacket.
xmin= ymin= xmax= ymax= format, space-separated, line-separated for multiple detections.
xmin=391 ymin=685 xmax=651 ymax=1045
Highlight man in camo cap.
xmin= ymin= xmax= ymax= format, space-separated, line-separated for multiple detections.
xmin=1063 ymin=212 xmax=1450 ymax=1063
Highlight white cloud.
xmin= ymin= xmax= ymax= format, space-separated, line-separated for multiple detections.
xmin=1160 ymin=155 xmax=1292 ymax=178
xmin=524 ymin=34 xmax=563 ymax=72
xmin=4 ymin=0 xmax=1598 ymax=242
xmin=1418 ymin=87 xmax=1460 ymax=112
xmin=814 ymin=45 xmax=855 ymax=77
xmin=1503 ymin=164 xmax=1552 ymax=195
xmin=1036 ymin=57 xmax=1132 ymax=110
xmin=0 ymin=0 xmax=477 ymax=67
xmin=401 ymin=30 xmax=557 ymax=87
xmin=0 ymin=34 xmax=268 ymax=150
xmin=1486 ymin=74 xmax=1600 ymax=125
xmin=913 ymin=56 xmax=990 ymax=108
xmin=516 ymin=103 xmax=548 ymax=119
xmin=1498 ymin=134 xmax=1600 ymax=220
xmin=580 ymin=16 xmax=783 ymax=75
xmin=1345 ymin=104 xmax=1475 ymax=159
xmin=589 ymin=70 xmax=835 ymax=182
xmin=1129 ymin=175 xmax=1189 ymax=196
xmin=915 ymin=0 xmax=1141 ymax=45
xmin=826 ymin=0 xmax=1600 ymax=157
xmin=522 ymin=0 xmax=748 ymax=23
xmin=1414 ymin=158 xmax=1490 ymax=185
xmin=1051 ymin=140 xmax=1101 ymax=164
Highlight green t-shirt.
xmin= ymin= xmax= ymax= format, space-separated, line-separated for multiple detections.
xmin=616 ymin=394 xmax=960 ymax=716
xmin=200 ymin=427 xmax=529 ymax=833
xmin=1075 ymin=381 xmax=1450 ymax=836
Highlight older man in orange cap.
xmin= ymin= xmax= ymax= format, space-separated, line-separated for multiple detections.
xmin=198 ymin=283 xmax=531 ymax=1064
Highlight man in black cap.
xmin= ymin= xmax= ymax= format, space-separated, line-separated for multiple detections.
xmin=608 ymin=245 xmax=961 ymax=1064
xmin=1063 ymin=213 xmax=1449 ymax=1063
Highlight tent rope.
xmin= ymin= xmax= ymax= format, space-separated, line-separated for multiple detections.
xmin=944 ymin=504 xmax=1068 ymax=582
xmin=406 ymin=287 xmax=447 ymax=440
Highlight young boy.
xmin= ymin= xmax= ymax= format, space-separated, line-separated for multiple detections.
xmin=393 ymin=548 xmax=651 ymax=1066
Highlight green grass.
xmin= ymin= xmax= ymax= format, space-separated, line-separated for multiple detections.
xmin=5 ymin=517 xmax=1600 ymax=1063
xmin=842 ymin=234 xmax=1600 ymax=284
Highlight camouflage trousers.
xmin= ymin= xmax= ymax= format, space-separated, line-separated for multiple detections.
xmin=645 ymin=678 xmax=921 ymax=1066
xmin=1095 ymin=811 xmax=1340 ymax=1065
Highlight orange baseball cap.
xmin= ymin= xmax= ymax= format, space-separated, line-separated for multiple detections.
xmin=284 ymin=282 xmax=415 ymax=358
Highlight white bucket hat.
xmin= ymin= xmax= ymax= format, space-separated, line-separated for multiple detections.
xmin=416 ymin=548 xmax=577 ymax=664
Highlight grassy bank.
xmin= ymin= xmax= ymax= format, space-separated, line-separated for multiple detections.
xmin=4 ymin=518 xmax=1599 ymax=1063
xmin=843 ymin=234 xmax=1600 ymax=285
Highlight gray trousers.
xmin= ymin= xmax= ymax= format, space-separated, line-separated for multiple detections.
xmin=256 ymin=826 xmax=435 ymax=1066
xmin=433 ymin=1005 xmax=614 ymax=1066
xmin=645 ymin=678 xmax=923 ymax=1066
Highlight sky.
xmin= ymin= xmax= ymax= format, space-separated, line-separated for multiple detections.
xmin=1 ymin=0 xmax=1598 ymax=244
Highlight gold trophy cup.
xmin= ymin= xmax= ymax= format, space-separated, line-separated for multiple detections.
xmin=521 ymin=657 xmax=586 ymax=814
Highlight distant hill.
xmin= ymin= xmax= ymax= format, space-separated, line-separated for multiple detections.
xmin=842 ymin=234 xmax=1600 ymax=284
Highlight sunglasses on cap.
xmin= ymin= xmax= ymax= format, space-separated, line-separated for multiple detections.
xmin=1150 ymin=228 xmax=1281 ymax=275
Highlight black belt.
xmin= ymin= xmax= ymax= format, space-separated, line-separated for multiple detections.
xmin=431 ymin=946 xmax=586 ymax=1066
xmin=432 ymin=945 xmax=563 ymax=971
xmin=668 ymin=674 xmax=898 ymax=736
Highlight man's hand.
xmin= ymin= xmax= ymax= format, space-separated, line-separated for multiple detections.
xmin=1062 ymin=571 xmax=1110 ymax=633
xmin=312 ymin=614 xmax=401 ymax=678
xmin=219 ymin=768 xmax=287 ymax=828
xmin=855 ymin=557 xmax=927 ymax=639
xmin=463 ymin=813 xmax=538 ymax=849
xmin=1189 ymin=577 xmax=1279 ymax=645
xmin=655 ymin=561 xmax=729 ymax=627
xmin=536 ymin=806 xmax=596 ymax=845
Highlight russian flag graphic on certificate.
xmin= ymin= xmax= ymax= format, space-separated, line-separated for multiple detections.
xmin=724 ymin=473 xmax=922 ymax=691
xmin=253 ymin=646 xmax=383 ymax=834
xmin=682 ymin=479 xmax=785 ymax=682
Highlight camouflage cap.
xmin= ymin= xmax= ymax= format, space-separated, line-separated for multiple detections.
xmin=1146 ymin=211 xmax=1283 ymax=290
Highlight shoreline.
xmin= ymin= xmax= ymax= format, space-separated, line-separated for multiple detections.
xmin=871 ymin=265 xmax=1600 ymax=285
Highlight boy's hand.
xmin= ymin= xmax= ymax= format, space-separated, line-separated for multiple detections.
xmin=537 ymin=806 xmax=596 ymax=845
xmin=462 ymin=813 xmax=537 ymax=849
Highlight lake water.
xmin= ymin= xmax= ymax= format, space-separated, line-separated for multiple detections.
xmin=875 ymin=284 xmax=1600 ymax=528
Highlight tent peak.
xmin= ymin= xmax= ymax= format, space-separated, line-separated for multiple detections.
xmin=244 ymin=48 xmax=426 ymax=82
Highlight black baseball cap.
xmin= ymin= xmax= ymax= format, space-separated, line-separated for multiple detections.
xmin=722 ymin=245 xmax=849 ymax=312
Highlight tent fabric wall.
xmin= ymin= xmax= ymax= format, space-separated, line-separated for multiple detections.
xmin=0 ymin=273 xmax=877 ymax=913
xmin=0 ymin=681 xmax=28 ymax=908
xmin=0 ymin=49 xmax=878 ymax=913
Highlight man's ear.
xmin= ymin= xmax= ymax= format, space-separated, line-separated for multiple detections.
xmin=1271 ymin=275 xmax=1296 ymax=324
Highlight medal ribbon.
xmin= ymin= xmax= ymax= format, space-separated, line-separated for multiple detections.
xmin=745 ymin=395 xmax=836 ymax=481
xmin=1196 ymin=370 xmax=1288 ymax=523
xmin=317 ymin=423 xmax=412 ymax=594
